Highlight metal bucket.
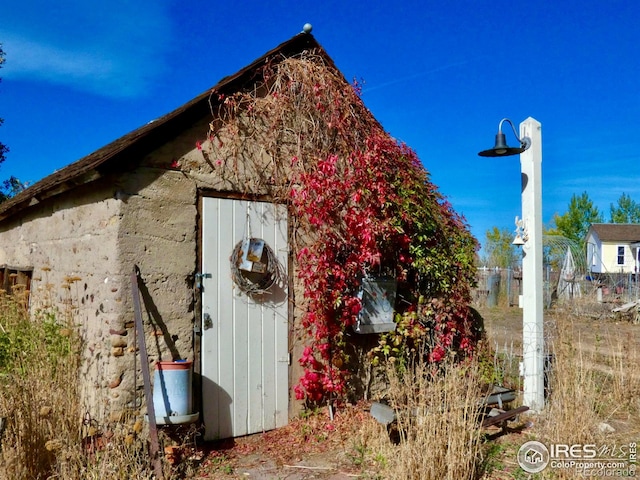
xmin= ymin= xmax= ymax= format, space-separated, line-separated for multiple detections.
xmin=153 ymin=360 xmax=193 ymax=417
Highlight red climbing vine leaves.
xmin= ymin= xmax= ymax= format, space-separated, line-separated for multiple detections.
xmin=201 ymin=54 xmax=480 ymax=405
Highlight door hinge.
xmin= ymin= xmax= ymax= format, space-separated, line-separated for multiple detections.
xmin=195 ymin=272 xmax=212 ymax=289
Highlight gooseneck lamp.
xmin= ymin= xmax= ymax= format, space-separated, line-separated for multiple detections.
xmin=478 ymin=117 xmax=544 ymax=413
xmin=478 ymin=118 xmax=532 ymax=157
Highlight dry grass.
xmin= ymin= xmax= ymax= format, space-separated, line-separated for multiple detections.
xmin=352 ymin=360 xmax=486 ymax=480
xmin=536 ymin=305 xmax=640 ymax=450
xmin=353 ymin=303 xmax=640 ymax=480
xmin=478 ymin=302 xmax=640 ymax=479
xmin=0 ymin=292 xmax=154 ymax=480
xmin=0 ymin=293 xmax=82 ymax=479
xmin=2 ymin=287 xmax=639 ymax=480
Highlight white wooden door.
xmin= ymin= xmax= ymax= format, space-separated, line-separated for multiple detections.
xmin=201 ymin=197 xmax=289 ymax=440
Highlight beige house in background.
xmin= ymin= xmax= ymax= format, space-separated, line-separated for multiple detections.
xmin=586 ymin=223 xmax=640 ymax=275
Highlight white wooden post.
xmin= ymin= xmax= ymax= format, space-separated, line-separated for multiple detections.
xmin=519 ymin=117 xmax=545 ymax=411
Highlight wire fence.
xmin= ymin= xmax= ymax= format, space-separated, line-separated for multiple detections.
xmin=473 ymin=266 xmax=640 ymax=309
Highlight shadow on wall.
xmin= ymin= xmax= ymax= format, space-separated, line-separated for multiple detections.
xmin=134 ymin=266 xmax=182 ymax=361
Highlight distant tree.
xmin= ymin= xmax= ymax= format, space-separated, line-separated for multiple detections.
xmin=484 ymin=226 xmax=517 ymax=268
xmin=0 ymin=44 xmax=24 ymax=202
xmin=0 ymin=44 xmax=8 ymax=166
xmin=1 ymin=176 xmax=26 ymax=200
xmin=610 ymin=192 xmax=640 ymax=223
xmin=552 ymin=192 xmax=603 ymax=244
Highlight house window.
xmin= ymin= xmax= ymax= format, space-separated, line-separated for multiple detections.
xmin=0 ymin=265 xmax=33 ymax=302
xmin=588 ymin=244 xmax=596 ymax=266
xmin=617 ymin=246 xmax=625 ymax=265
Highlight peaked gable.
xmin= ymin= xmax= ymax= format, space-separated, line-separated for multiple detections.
xmin=0 ymin=33 xmax=335 ymax=222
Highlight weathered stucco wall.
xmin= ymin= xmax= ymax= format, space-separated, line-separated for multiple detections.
xmin=0 ymin=181 xmax=124 ymax=419
xmin=113 ymin=168 xmax=199 ymax=420
xmin=0 ymin=124 xmax=204 ymax=422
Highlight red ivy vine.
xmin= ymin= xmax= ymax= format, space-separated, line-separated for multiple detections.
xmin=290 ymin=131 xmax=479 ymax=403
xmin=200 ymin=52 xmax=480 ymax=405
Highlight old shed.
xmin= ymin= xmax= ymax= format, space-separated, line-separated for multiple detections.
xmin=0 ymin=32 xmax=478 ymax=441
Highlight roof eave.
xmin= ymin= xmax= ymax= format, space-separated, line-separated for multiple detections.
xmin=0 ymin=32 xmax=327 ymax=221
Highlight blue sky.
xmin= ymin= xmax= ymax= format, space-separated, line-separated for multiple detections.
xmin=1 ymin=1 xmax=639 ymax=254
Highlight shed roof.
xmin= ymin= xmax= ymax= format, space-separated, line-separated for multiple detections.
xmin=589 ymin=223 xmax=640 ymax=242
xmin=0 ymin=32 xmax=335 ymax=222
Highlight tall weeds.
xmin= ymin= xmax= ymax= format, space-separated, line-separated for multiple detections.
xmin=0 ymin=293 xmax=82 ymax=479
xmin=537 ymin=308 xmax=640 ymax=447
xmin=0 ymin=292 xmax=154 ymax=479
xmin=356 ymin=359 xmax=485 ymax=479
xmin=537 ymin=318 xmax=604 ymax=447
xmin=358 ymin=304 xmax=640 ymax=479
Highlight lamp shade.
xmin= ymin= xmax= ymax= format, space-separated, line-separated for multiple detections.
xmin=478 ymin=118 xmax=531 ymax=157
xmin=478 ymin=133 xmax=528 ymax=157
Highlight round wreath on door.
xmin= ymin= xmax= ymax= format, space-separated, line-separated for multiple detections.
xmin=230 ymin=237 xmax=285 ymax=296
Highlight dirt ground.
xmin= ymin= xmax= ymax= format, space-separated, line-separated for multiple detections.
xmin=481 ymin=299 xmax=639 ymax=351
xmin=176 ymin=405 xmax=373 ymax=479
xmin=176 ymin=300 xmax=640 ymax=479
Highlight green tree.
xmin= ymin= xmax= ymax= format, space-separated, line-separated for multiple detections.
xmin=0 ymin=44 xmax=24 ymax=202
xmin=552 ymin=191 xmax=603 ymax=244
xmin=610 ymin=192 xmax=640 ymax=223
xmin=0 ymin=44 xmax=8 ymax=166
xmin=484 ymin=226 xmax=517 ymax=268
